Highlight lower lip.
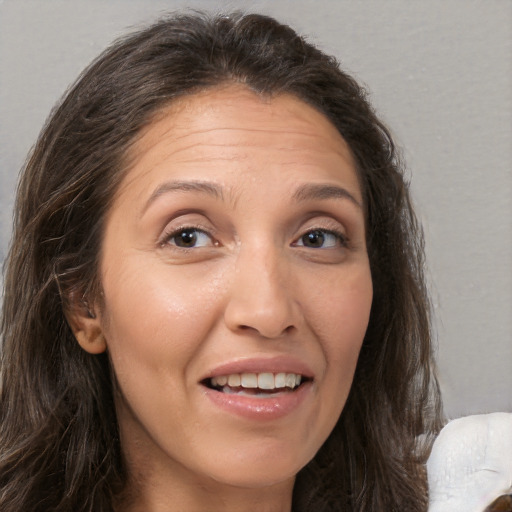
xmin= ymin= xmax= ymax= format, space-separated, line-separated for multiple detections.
xmin=202 ymin=382 xmax=312 ymax=421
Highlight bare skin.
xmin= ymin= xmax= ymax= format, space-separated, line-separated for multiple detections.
xmin=70 ymin=85 xmax=373 ymax=511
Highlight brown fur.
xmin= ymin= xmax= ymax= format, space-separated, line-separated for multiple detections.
xmin=486 ymin=495 xmax=512 ymax=512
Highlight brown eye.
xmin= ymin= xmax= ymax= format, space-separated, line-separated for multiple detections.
xmin=167 ymin=229 xmax=213 ymax=248
xmin=302 ymin=230 xmax=325 ymax=248
xmin=296 ymin=229 xmax=346 ymax=249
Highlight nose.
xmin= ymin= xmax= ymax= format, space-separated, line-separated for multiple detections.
xmin=223 ymin=245 xmax=300 ymax=339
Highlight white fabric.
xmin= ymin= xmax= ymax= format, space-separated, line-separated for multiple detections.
xmin=427 ymin=412 xmax=512 ymax=511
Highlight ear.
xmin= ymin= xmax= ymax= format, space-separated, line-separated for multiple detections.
xmin=64 ymin=297 xmax=107 ymax=355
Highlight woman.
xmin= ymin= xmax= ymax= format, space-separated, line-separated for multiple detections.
xmin=0 ymin=12 xmax=442 ymax=512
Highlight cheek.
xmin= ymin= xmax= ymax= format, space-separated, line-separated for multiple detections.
xmin=306 ymin=264 xmax=372 ymax=376
xmin=316 ymin=263 xmax=372 ymax=325
xmin=294 ymin=265 xmax=372 ymax=448
xmin=99 ymin=258 xmax=226 ymax=378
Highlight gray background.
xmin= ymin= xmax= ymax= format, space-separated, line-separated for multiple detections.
xmin=1 ymin=0 xmax=511 ymax=419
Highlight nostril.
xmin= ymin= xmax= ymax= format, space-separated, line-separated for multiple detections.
xmin=223 ymin=274 xmax=299 ymax=338
xmin=234 ymin=323 xmax=295 ymax=338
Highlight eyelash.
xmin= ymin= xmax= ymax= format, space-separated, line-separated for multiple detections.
xmin=160 ymin=226 xmax=348 ymax=250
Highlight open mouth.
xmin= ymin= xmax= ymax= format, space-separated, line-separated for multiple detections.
xmin=202 ymin=372 xmax=311 ymax=397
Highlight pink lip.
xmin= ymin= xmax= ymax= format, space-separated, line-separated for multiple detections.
xmin=202 ymin=355 xmax=315 ymax=380
xmin=200 ymin=356 xmax=315 ymax=421
xmin=203 ymin=381 xmax=312 ymax=421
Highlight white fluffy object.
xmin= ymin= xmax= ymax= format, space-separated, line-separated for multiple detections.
xmin=427 ymin=412 xmax=512 ymax=511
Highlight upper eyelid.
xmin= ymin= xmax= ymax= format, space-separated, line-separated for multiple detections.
xmin=293 ymin=228 xmax=347 ymax=244
xmin=157 ymin=212 xmax=348 ymax=239
xmin=299 ymin=225 xmax=345 ymax=235
xmin=296 ymin=217 xmax=348 ymax=236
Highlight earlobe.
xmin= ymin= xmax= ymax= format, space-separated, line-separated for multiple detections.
xmin=74 ymin=324 xmax=107 ymax=354
xmin=65 ymin=300 xmax=107 ymax=354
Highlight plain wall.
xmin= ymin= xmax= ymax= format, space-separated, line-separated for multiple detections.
xmin=1 ymin=0 xmax=511 ymax=419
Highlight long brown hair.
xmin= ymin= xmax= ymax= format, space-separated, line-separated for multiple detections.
xmin=0 ymin=11 xmax=442 ymax=511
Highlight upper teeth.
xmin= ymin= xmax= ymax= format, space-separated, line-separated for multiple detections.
xmin=210 ymin=372 xmax=302 ymax=390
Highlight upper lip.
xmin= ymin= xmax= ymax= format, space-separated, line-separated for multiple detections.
xmin=201 ymin=355 xmax=315 ymax=382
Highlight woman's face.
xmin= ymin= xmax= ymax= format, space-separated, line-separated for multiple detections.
xmin=94 ymin=85 xmax=372 ymax=492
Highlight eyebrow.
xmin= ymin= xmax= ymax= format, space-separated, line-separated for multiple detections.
xmin=141 ymin=180 xmax=223 ymax=215
xmin=292 ymin=183 xmax=362 ymax=209
xmin=141 ymin=180 xmax=361 ymax=216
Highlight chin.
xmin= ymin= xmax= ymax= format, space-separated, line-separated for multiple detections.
xmin=200 ymin=440 xmax=314 ymax=489
xmin=210 ymin=465 xmax=299 ymax=490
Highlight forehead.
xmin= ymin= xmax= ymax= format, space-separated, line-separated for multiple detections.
xmin=116 ymin=84 xmax=361 ymax=205
xmin=138 ymin=84 xmax=347 ymax=144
